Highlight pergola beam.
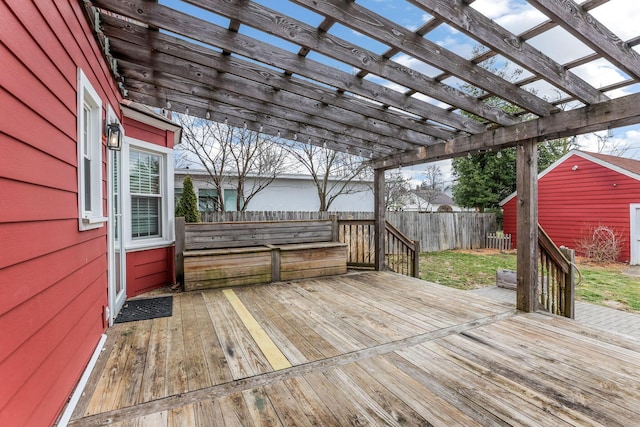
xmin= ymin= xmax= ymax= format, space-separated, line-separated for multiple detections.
xmin=117 ymin=59 xmax=422 ymax=153
xmin=125 ymin=88 xmax=395 ymax=157
xmin=372 ymin=91 xmax=640 ymax=170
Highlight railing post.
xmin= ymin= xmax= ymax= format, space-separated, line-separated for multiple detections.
xmin=560 ymin=246 xmax=576 ymax=319
xmin=516 ymin=139 xmax=539 ymax=313
xmin=330 ymin=214 xmax=339 ymax=241
xmin=412 ymin=240 xmax=420 ymax=278
xmin=374 ymin=169 xmax=386 ymax=271
xmin=175 ymin=216 xmax=185 ymax=285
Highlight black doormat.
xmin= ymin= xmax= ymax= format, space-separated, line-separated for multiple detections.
xmin=114 ymin=296 xmax=173 ymax=323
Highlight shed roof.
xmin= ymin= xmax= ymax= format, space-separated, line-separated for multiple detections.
xmin=83 ymin=0 xmax=640 ymax=169
xmin=499 ymin=149 xmax=640 ymax=206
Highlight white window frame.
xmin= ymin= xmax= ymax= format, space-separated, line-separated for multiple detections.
xmin=77 ymin=68 xmax=107 ymax=230
xmin=123 ymin=137 xmax=175 ymax=250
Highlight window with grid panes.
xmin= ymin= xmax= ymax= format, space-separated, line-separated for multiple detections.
xmin=130 ymin=149 xmax=162 ymax=238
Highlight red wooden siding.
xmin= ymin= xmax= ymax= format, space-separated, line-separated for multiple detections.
xmin=122 ymin=113 xmax=177 ymax=297
xmin=126 ymin=247 xmax=175 ymax=297
xmin=503 ymin=153 xmax=640 ymax=262
xmin=123 ymin=116 xmax=175 ymax=148
xmin=0 ymin=1 xmax=121 ymax=425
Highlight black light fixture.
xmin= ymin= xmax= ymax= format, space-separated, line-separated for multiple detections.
xmin=105 ymin=122 xmax=122 ymax=150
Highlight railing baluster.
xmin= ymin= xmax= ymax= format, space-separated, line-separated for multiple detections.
xmin=337 ymin=219 xmax=419 ymax=278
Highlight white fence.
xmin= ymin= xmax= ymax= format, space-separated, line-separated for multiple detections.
xmin=199 ymin=211 xmax=497 ymax=253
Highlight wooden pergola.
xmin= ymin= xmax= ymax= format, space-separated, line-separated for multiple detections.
xmin=85 ymin=0 xmax=640 ymax=312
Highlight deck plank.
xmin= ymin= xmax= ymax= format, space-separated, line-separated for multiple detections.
xmin=338 ymin=362 xmax=432 ymax=426
xmin=203 ymin=290 xmax=272 ymax=380
xmin=117 ymin=319 xmax=152 ymax=409
xmin=261 ymin=283 xmax=365 ymax=353
xmin=191 ymin=291 xmax=234 ymax=386
xmin=71 ymin=271 xmax=640 ymax=427
xmin=359 ymin=355 xmax=482 ymax=425
xmin=279 ymin=377 xmax=341 ymax=426
xmin=233 ymin=287 xmax=316 ymax=365
xmin=140 ymin=316 xmax=170 ymax=402
xmin=219 ymin=392 xmax=256 ymax=427
xmin=241 ymin=387 xmax=282 ymax=427
xmin=168 ymin=404 xmax=196 ymax=427
xmin=264 ymin=381 xmax=322 ymax=427
xmin=138 ymin=411 xmax=168 ymax=427
xmin=298 ymin=277 xmax=421 ymax=341
xmin=165 ymin=293 xmax=188 ymax=397
xmin=246 ymin=285 xmax=341 ymax=359
xmin=180 ymin=292 xmax=214 ymax=391
xmin=193 ymin=400 xmax=225 ymax=427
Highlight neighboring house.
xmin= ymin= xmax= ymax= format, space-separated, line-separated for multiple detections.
xmin=1 ymin=4 xmax=179 ymax=426
xmin=403 ymin=190 xmax=462 ymax=212
xmin=175 ymin=169 xmax=374 ymax=212
xmin=501 ymin=150 xmax=640 ymax=264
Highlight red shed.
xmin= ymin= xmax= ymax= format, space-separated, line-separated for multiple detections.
xmin=501 ymin=150 xmax=640 ymax=264
xmin=0 ymin=2 xmax=179 ymax=426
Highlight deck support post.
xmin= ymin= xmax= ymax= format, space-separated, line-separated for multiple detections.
xmin=374 ymin=168 xmax=385 ymax=271
xmin=516 ymin=139 xmax=538 ymax=312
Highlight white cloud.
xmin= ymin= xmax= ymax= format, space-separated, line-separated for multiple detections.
xmin=435 ymin=35 xmax=476 ymax=59
xmin=393 ymin=54 xmax=443 ymax=77
xmin=590 ymin=0 xmax=640 ymax=41
xmin=572 ymin=58 xmax=630 ymax=93
xmin=471 ymin=0 xmax=514 ymax=19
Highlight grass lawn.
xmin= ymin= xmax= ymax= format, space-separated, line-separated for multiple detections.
xmin=419 ymin=249 xmax=640 ymax=313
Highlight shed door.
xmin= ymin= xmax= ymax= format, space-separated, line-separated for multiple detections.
xmin=630 ymin=204 xmax=640 ymax=265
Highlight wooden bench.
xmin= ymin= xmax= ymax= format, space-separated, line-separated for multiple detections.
xmin=176 ymin=218 xmax=347 ymax=291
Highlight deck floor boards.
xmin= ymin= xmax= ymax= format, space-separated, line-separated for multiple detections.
xmin=70 ymin=271 xmax=640 ymax=426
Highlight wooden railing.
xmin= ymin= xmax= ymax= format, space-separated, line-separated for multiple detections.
xmin=538 ymin=225 xmax=575 ymax=318
xmin=338 ymin=219 xmax=420 ymax=277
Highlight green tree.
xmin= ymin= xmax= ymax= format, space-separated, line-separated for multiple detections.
xmin=451 ymin=47 xmax=575 ymax=211
xmin=452 ymin=140 xmax=572 ymax=212
xmin=176 ymin=176 xmax=201 ymax=223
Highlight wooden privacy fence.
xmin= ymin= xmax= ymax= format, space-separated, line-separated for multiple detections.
xmin=538 ymin=225 xmax=576 ymax=318
xmin=200 ymin=211 xmax=496 ymax=252
xmin=338 ymin=219 xmax=420 ymax=277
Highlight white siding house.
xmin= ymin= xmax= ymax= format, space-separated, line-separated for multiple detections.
xmin=175 ymin=169 xmax=374 ymax=212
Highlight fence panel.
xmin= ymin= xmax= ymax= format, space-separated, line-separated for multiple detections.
xmin=198 ymin=211 xmax=496 ymax=252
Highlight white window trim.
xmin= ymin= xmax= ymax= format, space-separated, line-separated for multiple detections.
xmin=123 ymin=137 xmax=175 ymax=250
xmin=77 ymin=68 xmax=107 ymax=230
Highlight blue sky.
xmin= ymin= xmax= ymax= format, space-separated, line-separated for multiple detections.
xmin=161 ymin=0 xmax=640 ymax=184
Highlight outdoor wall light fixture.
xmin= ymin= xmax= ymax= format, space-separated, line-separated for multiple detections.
xmin=105 ymin=122 xmax=122 ymax=150
xmin=572 ymin=165 xmax=579 ymax=171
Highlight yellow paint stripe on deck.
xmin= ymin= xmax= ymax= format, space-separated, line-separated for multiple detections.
xmin=222 ymin=289 xmax=292 ymax=370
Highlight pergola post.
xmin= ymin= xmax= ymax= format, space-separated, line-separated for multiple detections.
xmin=374 ymin=168 xmax=385 ymax=271
xmin=516 ymin=139 xmax=538 ymax=312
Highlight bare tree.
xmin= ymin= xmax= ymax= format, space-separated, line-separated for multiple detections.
xmin=286 ymin=143 xmax=371 ymax=211
xmin=228 ymin=128 xmax=289 ymax=211
xmin=384 ymin=171 xmax=412 ymax=211
xmin=175 ymin=115 xmax=287 ymax=211
xmin=413 ymin=165 xmax=447 ymax=211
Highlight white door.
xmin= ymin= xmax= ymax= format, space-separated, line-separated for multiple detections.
xmin=108 ymin=149 xmax=127 ymax=324
xmin=630 ymin=204 xmax=640 ymax=265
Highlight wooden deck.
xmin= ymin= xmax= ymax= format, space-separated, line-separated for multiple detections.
xmin=69 ymin=272 xmax=640 ymax=426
